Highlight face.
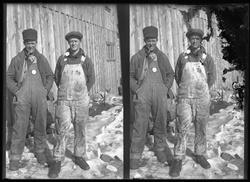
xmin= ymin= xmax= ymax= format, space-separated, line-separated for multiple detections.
xmin=144 ymin=38 xmax=158 ymax=51
xmin=189 ymin=35 xmax=202 ymax=49
xmin=24 ymin=40 xmax=37 ymax=54
xmin=68 ymin=38 xmax=81 ymax=52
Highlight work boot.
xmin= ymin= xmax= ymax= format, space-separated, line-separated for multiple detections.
xmin=48 ymin=160 xmax=61 ymax=178
xmin=196 ymin=155 xmax=211 ymax=169
xmin=44 ymin=148 xmax=53 ymax=167
xmin=35 ymin=152 xmax=47 ymax=165
xmin=156 ymin=151 xmax=167 ymax=163
xmin=75 ymin=156 xmax=90 ymax=170
xmin=9 ymin=160 xmax=20 ymax=171
xmin=130 ymin=159 xmax=140 ymax=170
xmin=169 ymin=159 xmax=182 ymax=177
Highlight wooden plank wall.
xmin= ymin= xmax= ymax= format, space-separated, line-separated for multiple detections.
xmin=6 ymin=3 xmax=121 ymax=96
xmin=130 ymin=4 xmax=239 ymax=94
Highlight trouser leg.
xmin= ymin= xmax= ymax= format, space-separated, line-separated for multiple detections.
xmin=130 ymin=95 xmax=151 ymax=159
xmin=194 ymin=98 xmax=210 ymax=156
xmin=53 ymin=102 xmax=71 ymax=161
xmin=174 ymin=101 xmax=192 ymax=160
xmin=10 ymin=98 xmax=30 ymax=160
xmin=152 ymin=84 xmax=168 ymax=152
xmin=32 ymin=87 xmax=48 ymax=153
xmin=73 ymin=100 xmax=89 ymax=159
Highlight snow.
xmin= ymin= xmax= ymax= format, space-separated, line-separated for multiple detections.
xmin=129 ymin=90 xmax=245 ymax=179
xmin=4 ymin=90 xmax=245 ymax=179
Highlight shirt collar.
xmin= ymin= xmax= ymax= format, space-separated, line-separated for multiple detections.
xmin=67 ymin=48 xmax=85 ymax=58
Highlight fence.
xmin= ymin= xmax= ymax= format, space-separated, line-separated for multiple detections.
xmin=130 ymin=4 xmax=239 ymax=94
xmin=6 ymin=3 xmax=121 ymax=96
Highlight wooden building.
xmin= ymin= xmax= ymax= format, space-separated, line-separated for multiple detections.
xmin=6 ymin=3 xmax=121 ymax=96
xmin=130 ymin=4 xmax=240 ymax=95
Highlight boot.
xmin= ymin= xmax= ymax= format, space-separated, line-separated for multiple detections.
xmin=9 ymin=160 xmax=19 ymax=171
xmin=130 ymin=159 xmax=140 ymax=170
xmin=196 ymin=155 xmax=211 ymax=169
xmin=75 ymin=156 xmax=90 ymax=170
xmin=156 ymin=151 xmax=167 ymax=163
xmin=48 ymin=160 xmax=61 ymax=178
xmin=164 ymin=145 xmax=174 ymax=165
xmin=35 ymin=152 xmax=47 ymax=165
xmin=44 ymin=148 xmax=53 ymax=167
xmin=169 ymin=159 xmax=182 ymax=177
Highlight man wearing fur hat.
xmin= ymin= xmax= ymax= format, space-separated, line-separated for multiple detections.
xmin=169 ymin=29 xmax=216 ymax=177
xmin=48 ymin=31 xmax=95 ymax=178
xmin=6 ymin=28 xmax=54 ymax=170
xmin=130 ymin=26 xmax=175 ymax=169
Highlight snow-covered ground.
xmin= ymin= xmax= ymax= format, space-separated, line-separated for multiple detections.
xmin=4 ymin=90 xmax=245 ymax=179
xmin=5 ymin=94 xmax=124 ymax=179
xmin=130 ymin=90 xmax=245 ymax=179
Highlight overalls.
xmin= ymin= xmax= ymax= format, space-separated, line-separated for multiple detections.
xmin=131 ymin=56 xmax=169 ymax=160
xmin=53 ymin=60 xmax=89 ymax=161
xmin=174 ymin=59 xmax=210 ymax=159
xmin=10 ymin=60 xmax=48 ymax=160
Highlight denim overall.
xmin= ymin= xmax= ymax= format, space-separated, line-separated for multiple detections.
xmin=131 ymin=56 xmax=169 ymax=160
xmin=10 ymin=60 xmax=47 ymax=160
xmin=53 ymin=61 xmax=89 ymax=161
xmin=174 ymin=60 xmax=210 ymax=159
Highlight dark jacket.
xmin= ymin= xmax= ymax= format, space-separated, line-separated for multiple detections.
xmin=130 ymin=46 xmax=175 ymax=94
xmin=6 ymin=49 xmax=54 ymax=95
xmin=175 ymin=51 xmax=216 ymax=89
xmin=54 ymin=48 xmax=95 ymax=92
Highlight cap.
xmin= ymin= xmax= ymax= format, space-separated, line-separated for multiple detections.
xmin=143 ymin=26 xmax=158 ymax=39
xmin=65 ymin=31 xmax=83 ymax=41
xmin=186 ymin=28 xmax=204 ymax=39
xmin=22 ymin=29 xmax=37 ymax=41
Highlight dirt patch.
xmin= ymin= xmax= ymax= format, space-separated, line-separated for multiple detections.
xmin=89 ymin=102 xmax=115 ymax=117
xmin=210 ymin=100 xmax=233 ymax=115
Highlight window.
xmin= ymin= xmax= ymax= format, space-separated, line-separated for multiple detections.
xmin=106 ymin=42 xmax=115 ymax=62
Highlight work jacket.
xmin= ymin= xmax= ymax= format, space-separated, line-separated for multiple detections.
xmin=6 ymin=49 xmax=54 ymax=95
xmin=130 ymin=46 xmax=175 ymax=95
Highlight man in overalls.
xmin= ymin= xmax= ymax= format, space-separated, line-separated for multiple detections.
xmin=130 ymin=26 xmax=175 ymax=169
xmin=6 ymin=28 xmax=54 ymax=171
xmin=48 ymin=31 xmax=95 ymax=178
xmin=169 ymin=29 xmax=216 ymax=177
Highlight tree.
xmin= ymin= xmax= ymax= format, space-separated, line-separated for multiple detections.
xmin=195 ymin=4 xmax=249 ymax=110
xmin=197 ymin=4 xmax=249 ymax=72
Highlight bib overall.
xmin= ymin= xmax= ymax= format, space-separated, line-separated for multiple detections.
xmin=53 ymin=61 xmax=89 ymax=161
xmin=174 ymin=60 xmax=210 ymax=159
xmin=10 ymin=61 xmax=48 ymax=160
xmin=131 ymin=57 xmax=169 ymax=159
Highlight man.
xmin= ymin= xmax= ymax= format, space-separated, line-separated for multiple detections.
xmin=48 ymin=31 xmax=95 ymax=178
xmin=169 ymin=28 xmax=216 ymax=177
xmin=6 ymin=28 xmax=54 ymax=171
xmin=130 ymin=26 xmax=175 ymax=169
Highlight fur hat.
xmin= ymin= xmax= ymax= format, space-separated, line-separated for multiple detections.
xmin=22 ymin=29 xmax=37 ymax=41
xmin=143 ymin=26 xmax=158 ymax=39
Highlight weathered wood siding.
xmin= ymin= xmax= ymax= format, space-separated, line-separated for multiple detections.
xmin=6 ymin=3 xmax=121 ymax=96
xmin=130 ymin=4 xmax=239 ymax=95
